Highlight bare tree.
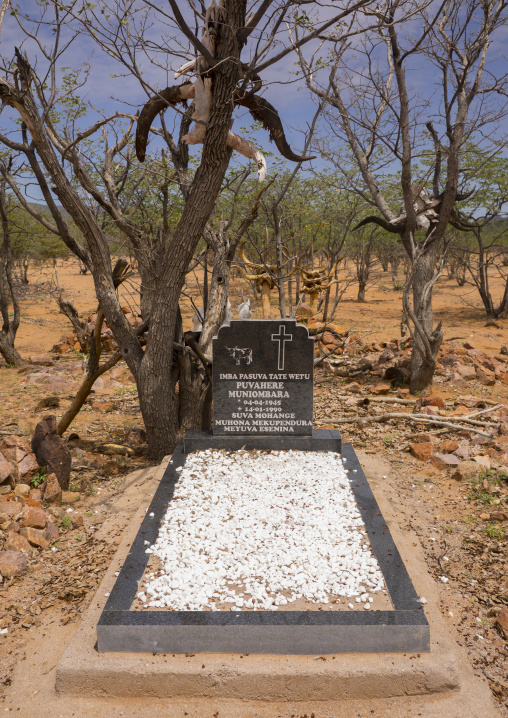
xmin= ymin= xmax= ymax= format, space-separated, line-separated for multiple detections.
xmin=0 ymin=1 xmax=370 ymax=457
xmin=296 ymin=0 xmax=508 ymax=392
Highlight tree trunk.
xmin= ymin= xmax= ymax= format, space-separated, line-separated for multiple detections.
xmin=275 ymin=212 xmax=286 ymax=319
xmin=0 ymin=179 xmax=23 ymax=366
xmin=322 ymin=286 xmax=331 ymax=322
xmin=408 ymin=245 xmax=443 ymax=392
xmin=357 ymin=279 xmax=366 ymax=302
xmin=0 ymin=332 xmax=23 ymax=366
xmin=136 ymin=4 xmax=244 ymax=458
xmin=261 ymin=282 xmax=271 ymax=318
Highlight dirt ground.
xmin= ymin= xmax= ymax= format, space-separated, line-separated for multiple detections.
xmin=0 ymin=258 xmax=507 ymax=715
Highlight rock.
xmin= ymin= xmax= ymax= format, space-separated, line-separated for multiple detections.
xmin=371 ymin=384 xmax=391 ymax=396
xmin=21 ymin=507 xmax=47 ymax=529
xmin=0 ymin=453 xmax=13 ymax=483
xmin=421 ymin=406 xmax=439 ymax=416
xmin=19 ymin=527 xmax=50 ymax=549
xmin=71 ymin=514 xmax=84 ymax=529
xmin=29 ymin=489 xmax=43 ymax=502
xmin=424 ymin=396 xmax=446 ymax=409
xmin=494 ymin=436 xmax=508 ymax=452
xmin=1 ymin=520 xmax=20 ymax=533
xmin=17 ymin=453 xmax=38 ymax=479
xmin=476 ymin=366 xmax=496 ymax=386
xmin=414 ymin=433 xmax=434 ymax=443
xmin=0 ymin=503 xmax=22 ymax=524
xmin=13 ymin=484 xmax=30 ymax=498
xmin=439 ymin=440 xmax=459 ymax=453
xmin=480 ymin=512 xmax=490 ymax=520
xmin=473 ymin=455 xmax=491 ymax=470
xmin=0 ymin=550 xmax=28 ymax=578
xmin=410 ymin=442 xmax=434 ymax=461
xmin=431 ymin=453 xmax=461 ymax=469
xmin=0 ymin=436 xmax=31 ymax=480
xmin=455 ymin=365 xmax=477 ymax=380
xmin=495 ymin=608 xmax=508 ymax=639
xmin=455 ymin=441 xmax=471 ymax=460
xmin=345 ymin=382 xmax=362 ymax=393
xmin=61 ymin=491 xmax=81 ymax=504
xmin=29 ymin=354 xmax=55 ymax=367
xmin=4 ymin=531 xmax=31 ymax=554
xmin=31 ymin=416 xmax=71 ymax=490
xmin=328 ymin=324 xmax=346 ymax=335
xmin=463 ymin=341 xmax=475 ymax=350
xmin=321 ymin=331 xmax=337 ymax=346
xmin=40 ymin=473 xmax=62 ymax=504
xmin=456 ymin=394 xmax=479 ymax=408
xmin=501 ymin=346 xmax=508 ymax=356
xmin=296 ymin=303 xmax=313 ymax=318
xmin=450 ymin=405 xmax=471 ymax=416
xmin=490 ymin=511 xmax=508 ymax=522
xmin=450 ymin=372 xmax=466 ymax=387
xmin=94 ymin=444 xmax=135 ymax=457
xmin=44 ymin=522 xmax=60 ymax=543
xmin=91 ymin=401 xmax=115 ymax=412
xmin=458 ymin=460 xmax=483 ymax=477
xmin=430 ymin=455 xmax=446 ymax=470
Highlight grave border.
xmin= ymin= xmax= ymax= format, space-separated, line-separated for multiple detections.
xmin=97 ymin=433 xmax=429 ymax=654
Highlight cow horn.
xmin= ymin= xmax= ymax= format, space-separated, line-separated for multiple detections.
xmin=135 ymin=83 xmax=194 ymax=162
xmin=235 ymin=93 xmax=316 ymax=164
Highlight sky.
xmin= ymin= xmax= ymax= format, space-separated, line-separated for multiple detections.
xmin=1 ymin=1 xmax=507 ymax=208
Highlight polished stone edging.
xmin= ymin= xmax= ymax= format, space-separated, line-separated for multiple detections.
xmin=97 ymin=432 xmax=429 ymax=654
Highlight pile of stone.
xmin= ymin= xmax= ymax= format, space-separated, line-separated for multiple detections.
xmin=50 ymin=305 xmax=142 ymax=355
xmin=409 ymin=428 xmax=508 ymax=479
xmin=18 ymin=356 xmax=82 ymax=394
xmin=0 ymin=436 xmax=39 ymax=495
xmin=322 ymin=334 xmax=508 ymax=389
xmin=18 ymin=356 xmax=135 ymax=394
xmin=296 ymin=304 xmax=352 ymax=356
xmin=0 ymin=495 xmax=60 ymax=578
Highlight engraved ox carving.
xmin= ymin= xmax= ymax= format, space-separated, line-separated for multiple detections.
xmin=226 ymin=346 xmax=253 ymax=366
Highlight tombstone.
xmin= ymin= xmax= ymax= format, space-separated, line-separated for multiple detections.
xmin=237 ymin=298 xmax=252 ymax=319
xmin=212 ymin=319 xmax=313 ymax=436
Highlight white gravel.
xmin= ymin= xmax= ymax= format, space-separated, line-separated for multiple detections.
xmin=140 ymin=450 xmax=386 ymax=611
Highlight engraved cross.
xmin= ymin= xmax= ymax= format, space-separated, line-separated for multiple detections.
xmin=271 ymin=325 xmax=293 ymax=371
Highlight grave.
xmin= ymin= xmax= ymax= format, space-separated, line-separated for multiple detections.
xmin=96 ymin=319 xmax=429 ymax=654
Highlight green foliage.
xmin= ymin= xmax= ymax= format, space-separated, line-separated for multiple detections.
xmin=482 ymin=524 xmax=506 ymax=540
xmin=30 ymin=469 xmax=47 ymax=488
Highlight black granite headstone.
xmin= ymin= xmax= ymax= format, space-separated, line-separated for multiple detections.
xmin=212 ymin=319 xmax=314 ymax=436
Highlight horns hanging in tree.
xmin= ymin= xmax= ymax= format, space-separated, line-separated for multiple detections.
xmin=135 ymin=83 xmax=315 ymax=165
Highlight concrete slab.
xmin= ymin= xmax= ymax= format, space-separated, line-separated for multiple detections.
xmin=95 ymin=442 xmax=429 ymax=654
xmin=55 ymin=448 xmax=472 ymax=703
